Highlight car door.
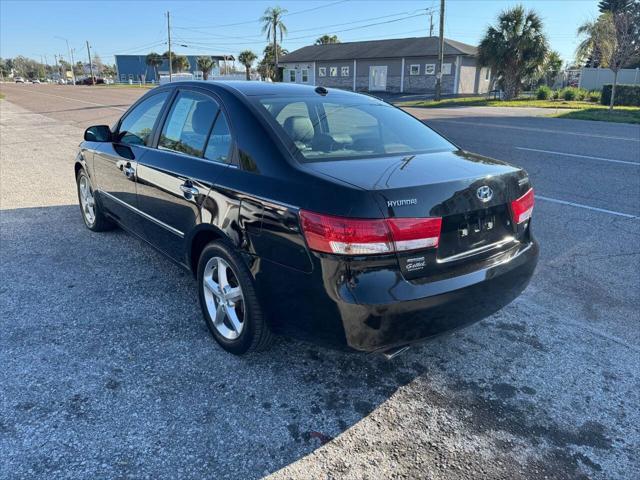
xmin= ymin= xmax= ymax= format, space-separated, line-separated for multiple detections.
xmin=92 ymin=91 xmax=170 ymax=232
xmin=135 ymin=88 xmax=233 ymax=262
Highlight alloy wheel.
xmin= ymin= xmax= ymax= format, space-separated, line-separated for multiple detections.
xmin=79 ymin=175 xmax=96 ymax=226
xmin=202 ymin=256 xmax=245 ymax=340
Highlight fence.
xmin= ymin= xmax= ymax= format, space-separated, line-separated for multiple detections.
xmin=579 ymin=68 xmax=640 ymax=90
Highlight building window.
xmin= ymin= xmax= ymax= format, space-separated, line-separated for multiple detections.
xmin=442 ymin=63 xmax=452 ymax=75
xmin=410 ymin=64 xmax=420 ymax=75
xmin=341 ymin=66 xmax=349 ymax=77
xmin=329 ymin=66 xmax=337 ymax=77
xmin=288 ymin=69 xmax=296 ymax=82
xmin=301 ymin=69 xmax=309 ymax=83
xmin=425 ymin=64 xmax=435 ymax=75
xmin=128 ymin=74 xmax=133 ymax=80
xmin=485 ymin=68 xmax=490 ymax=81
xmin=120 ymin=74 xmax=126 ymax=82
xmin=318 ymin=67 xmax=326 ymax=77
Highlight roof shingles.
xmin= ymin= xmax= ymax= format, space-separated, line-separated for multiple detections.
xmin=280 ymin=36 xmax=477 ymax=63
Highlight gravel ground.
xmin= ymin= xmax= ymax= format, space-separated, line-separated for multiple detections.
xmin=0 ymin=87 xmax=639 ymax=480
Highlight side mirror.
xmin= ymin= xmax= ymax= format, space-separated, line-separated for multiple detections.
xmin=84 ymin=125 xmax=112 ymax=142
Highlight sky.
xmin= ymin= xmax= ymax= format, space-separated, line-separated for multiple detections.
xmin=0 ymin=0 xmax=601 ymax=67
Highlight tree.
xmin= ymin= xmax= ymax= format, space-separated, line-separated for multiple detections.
xmin=315 ymin=34 xmax=340 ymax=45
xmin=196 ymin=56 xmax=215 ymax=80
xmin=258 ymin=44 xmax=288 ymax=81
xmin=146 ymin=52 xmax=163 ymax=81
xmin=162 ymin=51 xmax=190 ymax=73
xmin=238 ymin=50 xmax=257 ymax=80
xmin=576 ymin=16 xmax=615 ymax=67
xmin=260 ymin=6 xmax=288 ymax=71
xmin=603 ymin=10 xmax=639 ymax=109
xmin=477 ymin=6 xmax=548 ymax=99
xmin=598 ymin=0 xmax=634 ymax=12
xmin=542 ymin=51 xmax=563 ymax=86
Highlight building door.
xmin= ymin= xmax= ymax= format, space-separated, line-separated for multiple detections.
xmin=369 ymin=65 xmax=387 ymax=91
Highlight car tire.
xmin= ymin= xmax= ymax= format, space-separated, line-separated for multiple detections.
xmin=76 ymin=168 xmax=114 ymax=232
xmin=197 ymin=241 xmax=274 ymax=355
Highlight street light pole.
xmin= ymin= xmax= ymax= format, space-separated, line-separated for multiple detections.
xmin=167 ymin=11 xmax=172 ymax=82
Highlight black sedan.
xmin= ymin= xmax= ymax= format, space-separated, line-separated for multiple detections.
xmin=75 ymin=81 xmax=538 ymax=356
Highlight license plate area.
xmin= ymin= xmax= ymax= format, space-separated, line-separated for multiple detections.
xmin=438 ymin=205 xmax=512 ymax=260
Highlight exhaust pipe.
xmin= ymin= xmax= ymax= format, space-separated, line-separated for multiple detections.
xmin=381 ymin=345 xmax=410 ymax=360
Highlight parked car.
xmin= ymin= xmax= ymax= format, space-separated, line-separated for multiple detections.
xmin=31 ymin=79 xmax=41 ymax=84
xmin=57 ymin=79 xmax=67 ymax=85
xmin=76 ymin=77 xmax=105 ymax=85
xmin=14 ymin=76 xmax=25 ymax=83
xmin=75 ymin=82 xmax=538 ymax=356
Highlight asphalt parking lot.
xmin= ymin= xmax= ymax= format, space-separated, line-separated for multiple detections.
xmin=1 ymin=83 xmax=639 ymax=480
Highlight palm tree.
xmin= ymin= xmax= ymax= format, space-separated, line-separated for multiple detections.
xmin=145 ymin=52 xmax=163 ymax=81
xmin=260 ymin=6 xmax=288 ymax=70
xmin=315 ymin=34 xmax=340 ymax=45
xmin=576 ymin=16 xmax=615 ymax=67
xmin=238 ymin=50 xmax=257 ymax=80
xmin=196 ymin=56 xmax=215 ymax=80
xmin=478 ymin=6 xmax=548 ymax=99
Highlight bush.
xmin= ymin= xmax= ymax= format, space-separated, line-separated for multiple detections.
xmin=588 ymin=90 xmax=601 ymax=103
xmin=536 ymin=85 xmax=552 ymax=100
xmin=560 ymin=87 xmax=587 ymax=101
xmin=552 ymin=89 xmax=560 ymax=99
xmin=601 ymin=84 xmax=640 ymax=106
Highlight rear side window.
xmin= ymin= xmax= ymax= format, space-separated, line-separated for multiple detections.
xmin=159 ymin=90 xmax=219 ymax=157
xmin=204 ymin=112 xmax=232 ymax=164
xmin=119 ymin=92 xmax=169 ymax=146
xmin=256 ymin=96 xmax=454 ymax=162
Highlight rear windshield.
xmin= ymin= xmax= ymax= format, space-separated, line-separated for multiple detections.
xmin=254 ymin=95 xmax=454 ymax=162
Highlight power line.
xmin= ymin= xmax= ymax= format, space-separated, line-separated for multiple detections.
xmin=172 ymin=12 xmax=429 ymax=47
xmin=173 ymin=0 xmax=349 ymax=30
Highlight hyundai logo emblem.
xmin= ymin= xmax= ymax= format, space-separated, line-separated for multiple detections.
xmin=476 ymin=185 xmax=493 ymax=202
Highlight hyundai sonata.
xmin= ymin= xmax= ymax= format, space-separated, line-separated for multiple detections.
xmin=75 ymin=81 xmax=538 ymax=356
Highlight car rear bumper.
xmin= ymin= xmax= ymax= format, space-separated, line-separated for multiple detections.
xmin=336 ymin=239 xmax=538 ymax=352
xmin=253 ymin=238 xmax=538 ymax=353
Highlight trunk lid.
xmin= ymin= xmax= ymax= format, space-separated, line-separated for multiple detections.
xmin=305 ymin=150 xmax=531 ymax=277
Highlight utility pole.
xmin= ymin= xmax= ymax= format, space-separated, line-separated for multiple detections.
xmin=429 ymin=13 xmax=434 ymax=37
xmin=54 ymin=54 xmax=59 ymax=79
xmin=434 ymin=0 xmax=445 ymax=101
xmin=70 ymin=48 xmax=76 ymax=84
xmin=86 ymin=41 xmax=95 ymax=85
xmin=167 ymin=11 xmax=172 ymax=82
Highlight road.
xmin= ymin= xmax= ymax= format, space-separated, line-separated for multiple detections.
xmin=1 ymin=83 xmax=639 ymax=480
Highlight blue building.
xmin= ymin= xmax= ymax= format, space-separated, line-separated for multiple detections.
xmin=115 ymin=54 xmax=234 ymax=82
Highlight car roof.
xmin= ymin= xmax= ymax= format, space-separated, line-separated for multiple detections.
xmin=161 ymin=80 xmax=373 ymax=100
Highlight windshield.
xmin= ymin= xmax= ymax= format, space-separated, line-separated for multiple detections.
xmin=255 ymin=95 xmax=455 ymax=162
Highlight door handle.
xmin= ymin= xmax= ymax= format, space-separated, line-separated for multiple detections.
xmin=180 ymin=183 xmax=199 ymax=197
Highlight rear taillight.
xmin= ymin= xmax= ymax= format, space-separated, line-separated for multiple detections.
xmin=510 ymin=188 xmax=535 ymax=224
xmin=299 ymin=210 xmax=441 ymax=255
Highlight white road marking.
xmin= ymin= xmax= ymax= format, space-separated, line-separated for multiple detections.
xmin=516 ymin=147 xmax=639 ymax=166
xmin=6 ymin=88 xmax=128 ymax=112
xmin=428 ymin=119 xmax=640 ymax=142
xmin=536 ymin=195 xmax=638 ymax=219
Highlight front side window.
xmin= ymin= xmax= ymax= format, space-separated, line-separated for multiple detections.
xmin=256 ymin=96 xmax=454 ymax=162
xmin=425 ymin=64 xmax=435 ymax=75
xmin=442 ymin=63 xmax=452 ymax=75
xmin=410 ymin=64 xmax=420 ymax=75
xmin=301 ymin=69 xmax=309 ymax=83
xmin=159 ymin=90 xmax=219 ymax=157
xmin=288 ymin=69 xmax=296 ymax=82
xmin=485 ymin=68 xmax=491 ymax=80
xmin=329 ymin=67 xmax=337 ymax=77
xmin=318 ymin=67 xmax=326 ymax=77
xmin=341 ymin=66 xmax=349 ymax=77
xmin=118 ymin=92 xmax=169 ymax=146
